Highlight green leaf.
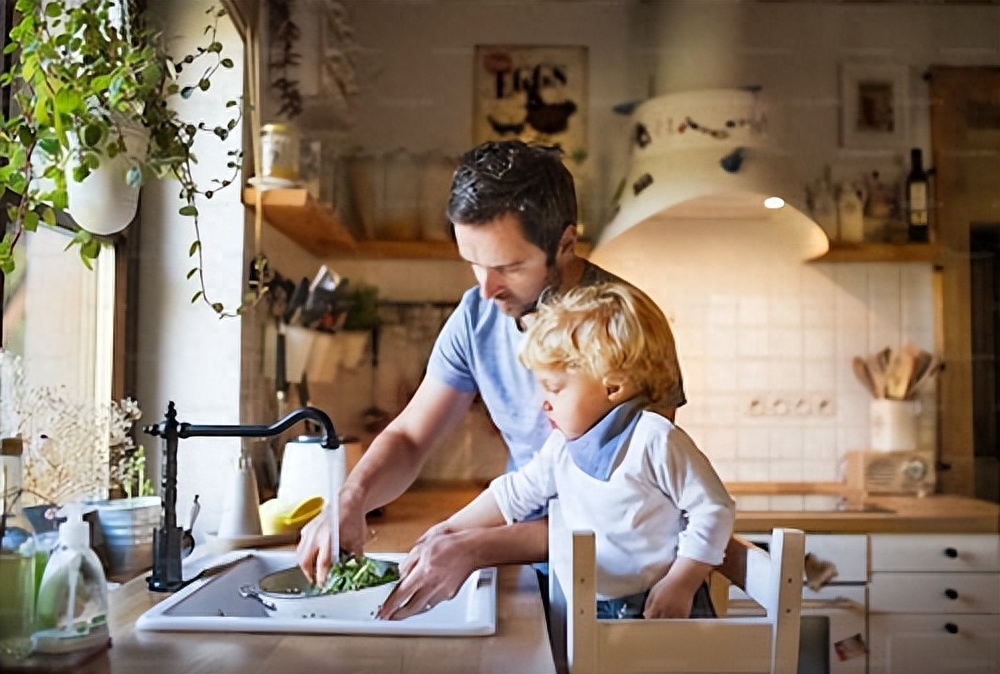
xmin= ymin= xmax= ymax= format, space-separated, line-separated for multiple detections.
xmin=54 ymin=87 xmax=82 ymax=115
xmin=221 ymin=58 xmax=234 ymax=68
xmin=82 ymin=123 xmax=103 ymax=147
xmin=188 ymin=240 xmax=201 ymax=256
xmin=186 ymin=267 xmax=197 ymax=280
xmin=23 ymin=210 xmax=40 ymax=231
xmin=212 ymin=302 xmax=223 ymax=313
xmin=191 ymin=290 xmax=203 ymax=304
xmin=81 ymin=237 xmax=101 ymax=260
xmin=179 ymin=205 xmax=198 ymax=217
xmin=180 ymin=86 xmax=196 ymax=99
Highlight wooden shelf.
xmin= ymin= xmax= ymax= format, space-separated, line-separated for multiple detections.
xmin=243 ymin=185 xmax=593 ymax=261
xmin=810 ymin=242 xmax=945 ymax=264
xmin=243 ymin=186 xmax=460 ymax=259
xmin=244 ymin=186 xmax=356 ymax=257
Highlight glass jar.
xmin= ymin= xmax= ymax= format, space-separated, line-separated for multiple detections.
xmin=260 ymin=123 xmax=300 ymax=183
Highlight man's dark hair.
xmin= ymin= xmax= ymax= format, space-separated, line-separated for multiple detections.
xmin=446 ymin=140 xmax=577 ymax=265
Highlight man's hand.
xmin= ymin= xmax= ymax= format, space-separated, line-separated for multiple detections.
xmin=376 ymin=524 xmax=477 ymax=620
xmin=296 ymin=488 xmax=369 ymax=584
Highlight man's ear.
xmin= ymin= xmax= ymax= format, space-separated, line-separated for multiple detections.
xmin=557 ymin=224 xmax=577 ymax=256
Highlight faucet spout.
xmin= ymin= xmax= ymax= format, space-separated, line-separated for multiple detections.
xmin=142 ymin=402 xmax=341 ymax=592
xmin=174 ymin=406 xmax=340 ymax=449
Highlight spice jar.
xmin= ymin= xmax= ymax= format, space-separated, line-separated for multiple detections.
xmin=260 ymin=123 xmax=300 ymax=183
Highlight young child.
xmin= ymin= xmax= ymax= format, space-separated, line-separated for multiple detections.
xmin=441 ymin=282 xmax=735 ymax=619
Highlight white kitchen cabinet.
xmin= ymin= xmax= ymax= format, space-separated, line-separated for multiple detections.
xmin=868 ymin=534 xmax=1000 ymax=674
xmin=735 ymin=533 xmax=868 ymax=674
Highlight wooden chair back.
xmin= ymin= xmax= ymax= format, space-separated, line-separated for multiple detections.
xmin=547 ymin=498 xmax=805 ymax=674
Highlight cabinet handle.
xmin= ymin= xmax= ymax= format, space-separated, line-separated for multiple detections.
xmin=944 ymin=588 xmax=959 ymax=600
xmin=943 ymin=547 xmax=958 ymax=558
xmin=944 ymin=622 xmax=959 ymax=634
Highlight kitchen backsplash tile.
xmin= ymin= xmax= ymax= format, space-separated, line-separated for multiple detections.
xmin=307 ymin=258 xmax=935 ymax=487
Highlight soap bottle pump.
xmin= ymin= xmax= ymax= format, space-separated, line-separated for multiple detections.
xmin=32 ymin=503 xmax=111 ymax=655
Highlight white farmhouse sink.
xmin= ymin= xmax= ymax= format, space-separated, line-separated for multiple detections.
xmin=135 ymin=550 xmax=497 ymax=636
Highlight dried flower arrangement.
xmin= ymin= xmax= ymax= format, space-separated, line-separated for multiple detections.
xmin=0 ymin=352 xmax=149 ymax=505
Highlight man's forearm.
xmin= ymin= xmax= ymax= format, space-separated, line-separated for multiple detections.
xmin=341 ymin=427 xmax=427 ymax=513
xmin=456 ymin=517 xmax=549 ymax=568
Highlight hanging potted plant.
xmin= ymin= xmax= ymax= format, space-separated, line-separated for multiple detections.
xmin=0 ymin=0 xmax=244 ymax=315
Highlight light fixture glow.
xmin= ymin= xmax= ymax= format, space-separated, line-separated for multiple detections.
xmin=763 ymin=196 xmax=785 ymax=210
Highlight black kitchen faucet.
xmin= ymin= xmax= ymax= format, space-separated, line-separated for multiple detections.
xmin=142 ymin=401 xmax=340 ymax=592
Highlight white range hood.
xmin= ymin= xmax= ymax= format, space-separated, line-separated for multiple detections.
xmin=597 ymin=89 xmax=829 ymax=262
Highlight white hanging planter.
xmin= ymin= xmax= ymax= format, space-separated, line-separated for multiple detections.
xmin=65 ymin=122 xmax=151 ymax=236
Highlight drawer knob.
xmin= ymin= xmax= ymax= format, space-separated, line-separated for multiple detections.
xmin=943 ymin=547 xmax=958 ymax=558
xmin=944 ymin=588 xmax=959 ymax=600
xmin=944 ymin=622 xmax=959 ymax=634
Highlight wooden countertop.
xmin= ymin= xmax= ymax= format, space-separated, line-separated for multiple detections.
xmin=44 ymin=486 xmax=556 ymax=674
xmin=8 ymin=484 xmax=997 ymax=673
xmin=735 ymin=493 xmax=1000 ymax=534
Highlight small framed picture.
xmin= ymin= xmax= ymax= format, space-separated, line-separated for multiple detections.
xmin=472 ymin=45 xmax=588 ymax=156
xmin=840 ymin=63 xmax=908 ymax=149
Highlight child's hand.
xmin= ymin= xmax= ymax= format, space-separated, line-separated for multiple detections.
xmin=643 ymin=575 xmax=697 ymax=619
xmin=643 ymin=556 xmax=714 ymax=619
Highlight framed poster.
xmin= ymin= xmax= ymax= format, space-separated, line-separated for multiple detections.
xmin=840 ymin=63 xmax=908 ymax=149
xmin=473 ymin=45 xmax=588 ymax=154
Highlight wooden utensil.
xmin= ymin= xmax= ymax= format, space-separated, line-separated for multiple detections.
xmin=885 ymin=348 xmax=915 ymax=400
xmin=907 ymin=349 xmax=933 ymax=398
xmin=852 ymin=356 xmax=877 ymax=397
xmin=908 ymin=357 xmax=943 ymax=398
xmin=866 ymin=353 xmax=887 ymax=398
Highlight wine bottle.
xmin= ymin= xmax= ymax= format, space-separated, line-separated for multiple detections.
xmin=906 ymin=148 xmax=929 ymax=243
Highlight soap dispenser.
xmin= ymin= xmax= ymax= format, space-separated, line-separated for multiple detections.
xmin=32 ymin=503 xmax=111 ymax=655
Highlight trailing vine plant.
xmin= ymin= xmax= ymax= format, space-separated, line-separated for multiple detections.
xmin=0 ymin=0 xmax=246 ymax=317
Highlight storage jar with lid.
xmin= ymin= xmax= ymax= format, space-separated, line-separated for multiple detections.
xmin=260 ymin=123 xmax=300 ymax=183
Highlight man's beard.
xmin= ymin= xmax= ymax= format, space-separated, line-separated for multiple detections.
xmin=514 ymin=265 xmax=562 ymax=330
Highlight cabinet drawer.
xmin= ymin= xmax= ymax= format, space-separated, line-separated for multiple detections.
xmin=870 ymin=572 xmax=1000 ymax=613
xmin=806 ymin=534 xmax=868 ymax=583
xmin=870 ymin=534 xmax=1000 ymax=572
xmin=869 ymin=613 xmax=999 ymax=674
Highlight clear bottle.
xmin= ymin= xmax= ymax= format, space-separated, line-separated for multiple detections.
xmin=32 ymin=503 xmax=110 ymax=655
xmin=0 ymin=437 xmax=37 ymax=659
xmin=906 ymin=148 xmax=930 ymax=243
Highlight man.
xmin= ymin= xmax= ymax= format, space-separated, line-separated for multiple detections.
xmin=297 ymin=140 xmax=685 ymax=619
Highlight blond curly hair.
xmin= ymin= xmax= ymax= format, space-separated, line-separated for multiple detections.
xmin=518 ymin=283 xmax=679 ymax=403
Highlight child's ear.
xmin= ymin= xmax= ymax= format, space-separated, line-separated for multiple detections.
xmin=603 ymin=374 xmax=635 ymax=403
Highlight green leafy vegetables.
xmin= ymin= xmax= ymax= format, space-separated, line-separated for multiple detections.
xmin=319 ymin=556 xmax=400 ymax=595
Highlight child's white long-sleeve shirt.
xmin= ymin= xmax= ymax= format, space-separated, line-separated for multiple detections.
xmin=489 ymin=411 xmax=735 ymax=599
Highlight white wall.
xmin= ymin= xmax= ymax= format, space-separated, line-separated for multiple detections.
xmin=137 ymin=0 xmax=247 ymax=538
